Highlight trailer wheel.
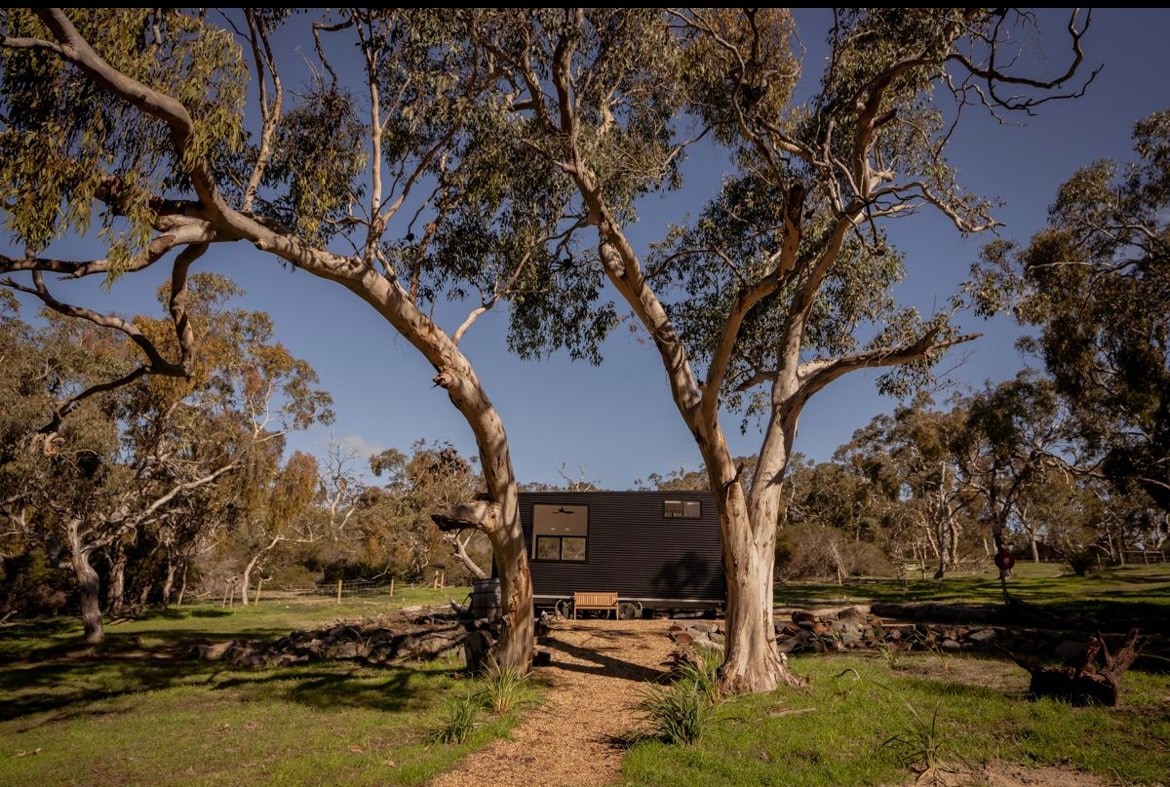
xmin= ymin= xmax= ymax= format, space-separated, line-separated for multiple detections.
xmin=618 ymin=601 xmax=642 ymax=620
xmin=555 ymin=599 xmax=574 ymax=619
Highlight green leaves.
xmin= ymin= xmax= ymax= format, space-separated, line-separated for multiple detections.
xmin=0 ymin=9 xmax=245 ymax=261
xmin=997 ymin=109 xmax=1170 ymax=510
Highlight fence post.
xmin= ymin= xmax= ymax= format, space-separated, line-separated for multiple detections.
xmin=337 ymin=578 xmax=343 ymax=603
xmin=389 ymin=577 xmax=395 ymax=598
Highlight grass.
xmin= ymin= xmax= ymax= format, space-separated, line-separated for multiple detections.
xmin=620 ymin=563 xmax=1170 ymax=786
xmin=776 ymin=562 xmax=1170 ymax=633
xmin=0 ymin=586 xmax=525 ymax=787
xmin=620 ymin=653 xmax=1170 ymax=786
xmin=6 ymin=568 xmax=1170 ymax=786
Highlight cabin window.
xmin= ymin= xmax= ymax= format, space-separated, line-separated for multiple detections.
xmin=532 ymin=504 xmax=588 ymax=561
xmin=664 ymin=499 xmax=701 ymax=519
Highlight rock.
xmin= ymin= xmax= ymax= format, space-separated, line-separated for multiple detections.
xmin=837 ymin=606 xmax=868 ymax=624
xmin=777 ymin=629 xmax=812 ymax=654
xmin=967 ymin=628 xmax=998 ymax=644
xmin=333 ymin=641 xmax=359 ymax=660
xmin=791 ymin=610 xmax=818 ymax=624
xmin=192 ymin=641 xmax=232 ymax=660
xmin=941 ymin=638 xmax=961 ymax=652
xmin=838 ymin=625 xmax=863 ymax=647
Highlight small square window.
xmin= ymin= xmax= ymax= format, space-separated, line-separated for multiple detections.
xmin=561 ymin=537 xmax=587 ymax=561
xmin=536 ymin=536 xmax=562 ymax=560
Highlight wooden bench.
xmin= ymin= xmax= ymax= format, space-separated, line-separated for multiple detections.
xmin=572 ymin=591 xmax=619 ymax=619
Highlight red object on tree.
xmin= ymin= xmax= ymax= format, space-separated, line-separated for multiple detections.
xmin=995 ymin=548 xmax=1016 ymax=573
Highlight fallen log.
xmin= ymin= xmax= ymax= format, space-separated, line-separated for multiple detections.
xmin=1005 ymin=628 xmax=1145 ymax=706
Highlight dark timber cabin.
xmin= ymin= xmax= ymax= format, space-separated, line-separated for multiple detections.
xmin=517 ymin=490 xmax=726 ymax=618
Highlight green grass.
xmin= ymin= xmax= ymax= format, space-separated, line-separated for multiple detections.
xmin=776 ymin=563 xmax=1170 ymax=633
xmin=0 ymin=586 xmax=522 ymax=787
xmin=620 ymin=653 xmax=1170 ymax=786
xmin=6 ymin=571 xmax=1170 ymax=786
xmin=618 ymin=563 xmax=1170 ymax=785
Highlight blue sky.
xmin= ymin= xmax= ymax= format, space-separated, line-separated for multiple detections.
xmin=7 ymin=9 xmax=1170 ymax=490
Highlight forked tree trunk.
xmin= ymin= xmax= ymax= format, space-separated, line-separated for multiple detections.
xmin=240 ymin=553 xmax=261 ymax=606
xmin=445 ymin=532 xmax=488 ymax=580
xmin=719 ymin=521 xmax=798 ymax=692
xmin=66 ymin=519 xmax=104 ymax=644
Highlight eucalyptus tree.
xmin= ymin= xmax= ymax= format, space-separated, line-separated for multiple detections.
xmin=0 ymin=9 xmax=600 ymax=666
xmin=839 ymin=398 xmax=980 ymax=578
xmin=367 ymin=439 xmax=487 ymax=581
xmin=0 ymin=273 xmax=329 ymax=640
xmin=237 ymin=449 xmax=321 ymax=605
xmin=490 ymin=8 xmax=1093 ymax=692
xmin=957 ymin=371 xmax=1081 ymax=563
xmin=974 ymin=108 xmax=1170 ymax=514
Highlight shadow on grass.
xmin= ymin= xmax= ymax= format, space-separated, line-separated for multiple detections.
xmin=776 ymin=567 xmax=1170 ymax=636
xmin=0 ymin=617 xmax=464 ymax=726
xmin=188 ymin=608 xmax=235 ymax=618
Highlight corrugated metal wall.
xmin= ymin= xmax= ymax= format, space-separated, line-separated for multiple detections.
xmin=518 ymin=490 xmax=726 ymax=605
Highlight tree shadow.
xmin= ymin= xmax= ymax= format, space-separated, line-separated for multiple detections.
xmin=0 ymin=620 xmax=464 ymax=727
xmin=539 ymin=631 xmax=668 ymax=684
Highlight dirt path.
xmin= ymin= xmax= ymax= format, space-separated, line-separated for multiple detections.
xmin=427 ymin=618 xmax=675 ymax=787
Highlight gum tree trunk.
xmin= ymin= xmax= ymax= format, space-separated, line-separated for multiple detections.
xmin=66 ymin=518 xmax=104 ymax=644
xmin=106 ymin=541 xmax=126 ymax=618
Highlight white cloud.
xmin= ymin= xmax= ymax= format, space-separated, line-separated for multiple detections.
xmin=331 ymin=434 xmax=386 ymax=460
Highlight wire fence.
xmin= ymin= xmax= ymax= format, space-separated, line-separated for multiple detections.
xmin=1120 ymin=550 xmax=1168 ymax=565
xmin=217 ymin=572 xmax=462 ymax=607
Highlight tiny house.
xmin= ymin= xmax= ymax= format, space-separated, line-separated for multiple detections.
xmin=517 ymin=490 xmax=726 ymax=618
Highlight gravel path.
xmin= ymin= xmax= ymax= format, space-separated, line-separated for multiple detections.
xmin=427 ymin=618 xmax=675 ymax=787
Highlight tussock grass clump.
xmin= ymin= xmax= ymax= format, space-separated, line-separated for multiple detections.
xmin=431 ymin=691 xmax=482 ymax=745
xmin=476 ymin=658 xmax=541 ymax=715
xmin=635 ymin=644 xmax=725 ymax=745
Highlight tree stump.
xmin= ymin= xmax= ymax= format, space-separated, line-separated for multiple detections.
xmin=1007 ymin=629 xmax=1145 ymax=706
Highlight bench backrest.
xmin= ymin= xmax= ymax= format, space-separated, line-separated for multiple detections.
xmin=574 ymin=591 xmax=618 ymax=608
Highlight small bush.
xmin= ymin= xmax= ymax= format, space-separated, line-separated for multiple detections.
xmin=635 ymin=643 xmax=728 ymax=745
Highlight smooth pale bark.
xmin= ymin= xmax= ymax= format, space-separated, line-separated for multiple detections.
xmin=714 ymin=479 xmax=802 ymax=693
xmin=176 ymin=561 xmax=189 ymax=607
xmin=240 ymin=536 xmax=281 ymax=606
xmin=240 ymin=552 xmax=261 ymax=606
xmin=161 ymin=558 xmax=177 ymax=609
xmin=66 ymin=518 xmax=104 ymax=644
xmin=446 ymin=533 xmax=488 ymax=580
